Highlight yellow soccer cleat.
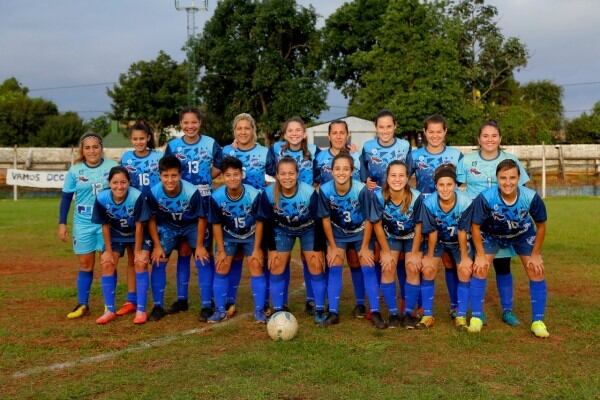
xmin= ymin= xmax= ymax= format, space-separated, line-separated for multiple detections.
xmin=67 ymin=304 xmax=90 ymax=319
xmin=454 ymin=316 xmax=467 ymax=330
xmin=531 ymin=320 xmax=550 ymax=338
xmin=467 ymin=317 xmax=483 ymax=333
xmin=416 ymin=315 xmax=435 ymax=330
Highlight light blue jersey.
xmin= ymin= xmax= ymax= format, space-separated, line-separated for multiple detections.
xmin=222 ymin=144 xmax=269 ymax=190
xmin=314 ymin=148 xmax=361 ymax=184
xmin=266 ymin=141 xmax=319 ymax=185
xmin=164 ymin=135 xmax=223 ymax=196
xmin=120 ymin=149 xmax=163 ymax=192
xmin=421 ymin=190 xmax=473 ymax=244
xmin=62 ymin=159 xmax=118 ymax=226
xmin=257 ymin=181 xmax=318 ymax=235
xmin=407 ymin=146 xmax=463 ymax=195
xmin=370 ymin=187 xmax=423 ymax=240
xmin=472 ymin=186 xmax=547 ymax=238
xmin=457 ymin=150 xmax=530 ymax=200
xmin=316 ymin=180 xmax=370 ymax=242
xmin=92 ymin=187 xmax=148 ymax=243
xmin=146 ymin=180 xmax=205 ymax=230
xmin=360 ymin=137 xmax=411 ymax=187
xmin=209 ymin=184 xmax=260 ymax=242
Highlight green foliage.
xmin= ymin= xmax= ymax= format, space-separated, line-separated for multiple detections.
xmin=195 ymin=0 xmax=327 ymax=143
xmin=520 ymin=80 xmax=563 ymax=132
xmin=30 ymin=112 xmax=85 ymax=147
xmin=107 ymin=51 xmax=188 ymax=144
xmin=565 ymin=101 xmax=600 ymax=143
xmin=85 ymin=114 xmax=112 ymax=137
xmin=486 ymin=103 xmax=552 ymax=144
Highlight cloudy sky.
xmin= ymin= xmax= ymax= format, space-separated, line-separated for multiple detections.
xmin=1 ymin=0 xmax=599 ymax=122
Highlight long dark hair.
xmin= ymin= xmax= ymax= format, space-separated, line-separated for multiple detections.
xmin=281 ymin=117 xmax=311 ymax=160
xmin=108 ymin=166 xmax=131 ymax=182
xmin=274 ymin=156 xmax=298 ymax=209
xmin=382 ymin=160 xmax=412 ymax=214
xmin=129 ymin=119 xmax=155 ymax=149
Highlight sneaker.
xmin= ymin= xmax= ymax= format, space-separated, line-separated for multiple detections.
xmin=96 ymin=310 xmax=117 ymax=325
xmin=502 ymin=310 xmax=521 ymax=327
xmin=531 ymin=320 xmax=550 ymax=338
xmin=67 ymin=304 xmax=89 ymax=319
xmin=467 ymin=317 xmax=483 ymax=333
xmin=198 ymin=307 xmax=213 ymax=322
xmin=449 ymin=308 xmax=458 ymax=320
xmin=133 ymin=311 xmax=148 ymax=325
xmin=149 ymin=305 xmax=167 ymax=322
xmin=370 ymin=311 xmax=387 ymax=329
xmin=454 ymin=316 xmax=468 ymax=330
xmin=305 ymin=300 xmax=316 ymax=316
xmin=320 ymin=312 xmax=340 ymax=327
xmin=402 ymin=314 xmax=419 ymax=329
xmin=416 ymin=316 xmax=435 ymax=330
xmin=254 ymin=310 xmax=267 ymax=324
xmin=226 ymin=303 xmax=237 ymax=318
xmin=208 ymin=310 xmax=228 ymax=324
xmin=352 ymin=304 xmax=367 ymax=319
xmin=115 ymin=302 xmax=136 ymax=316
xmin=167 ymin=299 xmax=189 ymax=314
xmin=314 ymin=309 xmax=327 ymax=324
xmin=388 ymin=314 xmax=402 ymax=329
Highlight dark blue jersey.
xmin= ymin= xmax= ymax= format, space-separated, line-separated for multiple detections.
xmin=209 ymin=184 xmax=260 ymax=243
xmin=316 ymin=179 xmax=370 ymax=242
xmin=369 ymin=187 xmax=423 ymax=240
xmin=146 ymin=180 xmax=205 ymax=229
xmin=164 ymin=135 xmax=223 ymax=196
xmin=257 ymin=181 xmax=318 ymax=235
xmin=421 ymin=190 xmax=473 ymax=244
xmin=120 ymin=149 xmax=163 ymax=192
xmin=407 ymin=146 xmax=463 ymax=195
xmin=360 ymin=137 xmax=411 ymax=187
xmin=92 ymin=187 xmax=148 ymax=243
xmin=265 ymin=141 xmax=319 ymax=185
xmin=222 ymin=144 xmax=269 ymax=190
xmin=472 ymin=186 xmax=547 ymax=238
xmin=314 ymin=148 xmax=361 ymax=184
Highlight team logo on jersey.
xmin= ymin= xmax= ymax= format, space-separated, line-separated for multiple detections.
xmin=300 ymin=159 xmax=312 ymax=169
xmin=198 ymin=149 xmax=209 ymax=159
xmin=469 ymin=167 xmax=481 ymax=176
xmin=249 ymin=156 xmax=263 ymax=168
xmin=125 ymin=165 xmax=137 ymax=174
xmin=370 ymin=155 xmax=383 ymax=165
xmin=416 ymin=157 xmax=429 ymax=170
xmin=78 ymin=175 xmax=89 ymax=182
xmin=491 ymin=204 xmax=506 ymax=221
xmin=175 ymin=153 xmax=187 ymax=161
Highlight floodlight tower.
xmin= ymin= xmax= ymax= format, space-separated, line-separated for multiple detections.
xmin=175 ymin=0 xmax=208 ymax=106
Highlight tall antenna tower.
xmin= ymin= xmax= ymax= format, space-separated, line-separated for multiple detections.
xmin=174 ymin=0 xmax=208 ymax=106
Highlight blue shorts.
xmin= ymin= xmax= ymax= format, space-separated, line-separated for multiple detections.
xmin=223 ymin=241 xmax=255 ymax=257
xmin=111 ymin=238 xmax=152 ymax=257
xmin=274 ymin=228 xmax=316 ymax=252
xmin=158 ymin=224 xmax=202 ymax=257
xmin=72 ymin=223 xmax=104 ymax=255
xmin=332 ymin=237 xmax=374 ymax=252
xmin=495 ymin=246 xmax=516 ymax=259
xmin=388 ymin=237 xmax=415 ymax=253
xmin=425 ymin=241 xmax=473 ymax=263
xmin=482 ymin=226 xmax=537 ymax=257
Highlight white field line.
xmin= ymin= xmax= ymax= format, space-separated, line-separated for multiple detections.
xmin=12 ymin=259 xmax=305 ymax=379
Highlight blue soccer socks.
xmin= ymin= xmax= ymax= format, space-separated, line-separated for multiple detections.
xmin=530 ymin=280 xmax=547 ymax=322
xmin=470 ymin=277 xmax=487 ymax=318
xmin=135 ymin=271 xmax=149 ymax=312
xmin=327 ymin=266 xmax=343 ymax=314
xmin=176 ymin=254 xmax=191 ymax=300
xmin=76 ymin=270 xmax=93 ymax=306
xmin=421 ymin=279 xmax=435 ymax=317
xmin=101 ymin=275 xmax=116 ymax=313
xmin=196 ymin=257 xmax=215 ymax=308
xmin=151 ymin=261 xmax=167 ymax=307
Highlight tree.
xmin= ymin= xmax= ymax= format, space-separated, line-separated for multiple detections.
xmin=520 ymin=80 xmax=563 ymax=132
xmin=108 ymin=51 xmax=188 ymax=144
xmin=30 ymin=112 xmax=85 ymax=147
xmin=0 ymin=77 xmax=59 ymax=146
xmin=195 ymin=0 xmax=327 ymax=143
xmin=85 ymin=114 xmax=112 ymax=137
xmin=565 ymin=102 xmax=600 ymax=143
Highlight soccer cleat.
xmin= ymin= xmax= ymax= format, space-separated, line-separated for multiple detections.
xmin=370 ymin=312 xmax=388 ymax=329
xmin=305 ymin=300 xmax=316 ymax=316
xmin=198 ymin=307 xmax=213 ymax=322
xmin=149 ymin=305 xmax=167 ymax=322
xmin=502 ymin=310 xmax=521 ymax=327
xmin=449 ymin=308 xmax=458 ymax=320
xmin=67 ymin=304 xmax=89 ymax=319
xmin=416 ymin=316 xmax=435 ymax=330
xmin=96 ymin=310 xmax=117 ymax=325
xmin=388 ymin=314 xmax=402 ymax=329
xmin=254 ymin=310 xmax=267 ymax=324
xmin=207 ymin=310 xmax=228 ymax=324
xmin=352 ymin=304 xmax=367 ymax=319
xmin=467 ymin=317 xmax=483 ymax=333
xmin=402 ymin=314 xmax=420 ymax=330
xmin=167 ymin=299 xmax=189 ymax=314
xmin=115 ymin=302 xmax=136 ymax=316
xmin=320 ymin=312 xmax=340 ymax=327
xmin=454 ymin=316 xmax=468 ymax=330
xmin=314 ymin=310 xmax=327 ymax=324
xmin=413 ymin=307 xmax=424 ymax=319
xmin=225 ymin=303 xmax=237 ymax=318
xmin=133 ymin=311 xmax=148 ymax=325
xmin=531 ymin=320 xmax=550 ymax=338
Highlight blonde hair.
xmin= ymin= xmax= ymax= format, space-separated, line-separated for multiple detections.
xmin=232 ymin=113 xmax=257 ymax=142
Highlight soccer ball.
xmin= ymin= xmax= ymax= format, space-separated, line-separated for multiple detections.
xmin=267 ymin=311 xmax=298 ymax=341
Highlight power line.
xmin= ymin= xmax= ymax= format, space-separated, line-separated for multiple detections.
xmin=560 ymin=81 xmax=600 ymax=87
xmin=28 ymin=82 xmax=116 ymax=92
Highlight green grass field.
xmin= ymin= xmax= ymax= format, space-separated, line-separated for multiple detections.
xmin=1 ymin=198 xmax=599 ymax=399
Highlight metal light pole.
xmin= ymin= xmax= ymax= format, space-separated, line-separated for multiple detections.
xmin=175 ymin=0 xmax=208 ymax=106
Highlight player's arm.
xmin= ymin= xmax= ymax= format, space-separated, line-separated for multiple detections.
xmin=458 ymin=229 xmax=473 ymax=271
xmin=134 ymin=222 xmax=144 ymax=254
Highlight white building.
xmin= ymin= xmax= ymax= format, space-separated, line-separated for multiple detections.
xmin=306 ymin=116 xmax=376 ymax=151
